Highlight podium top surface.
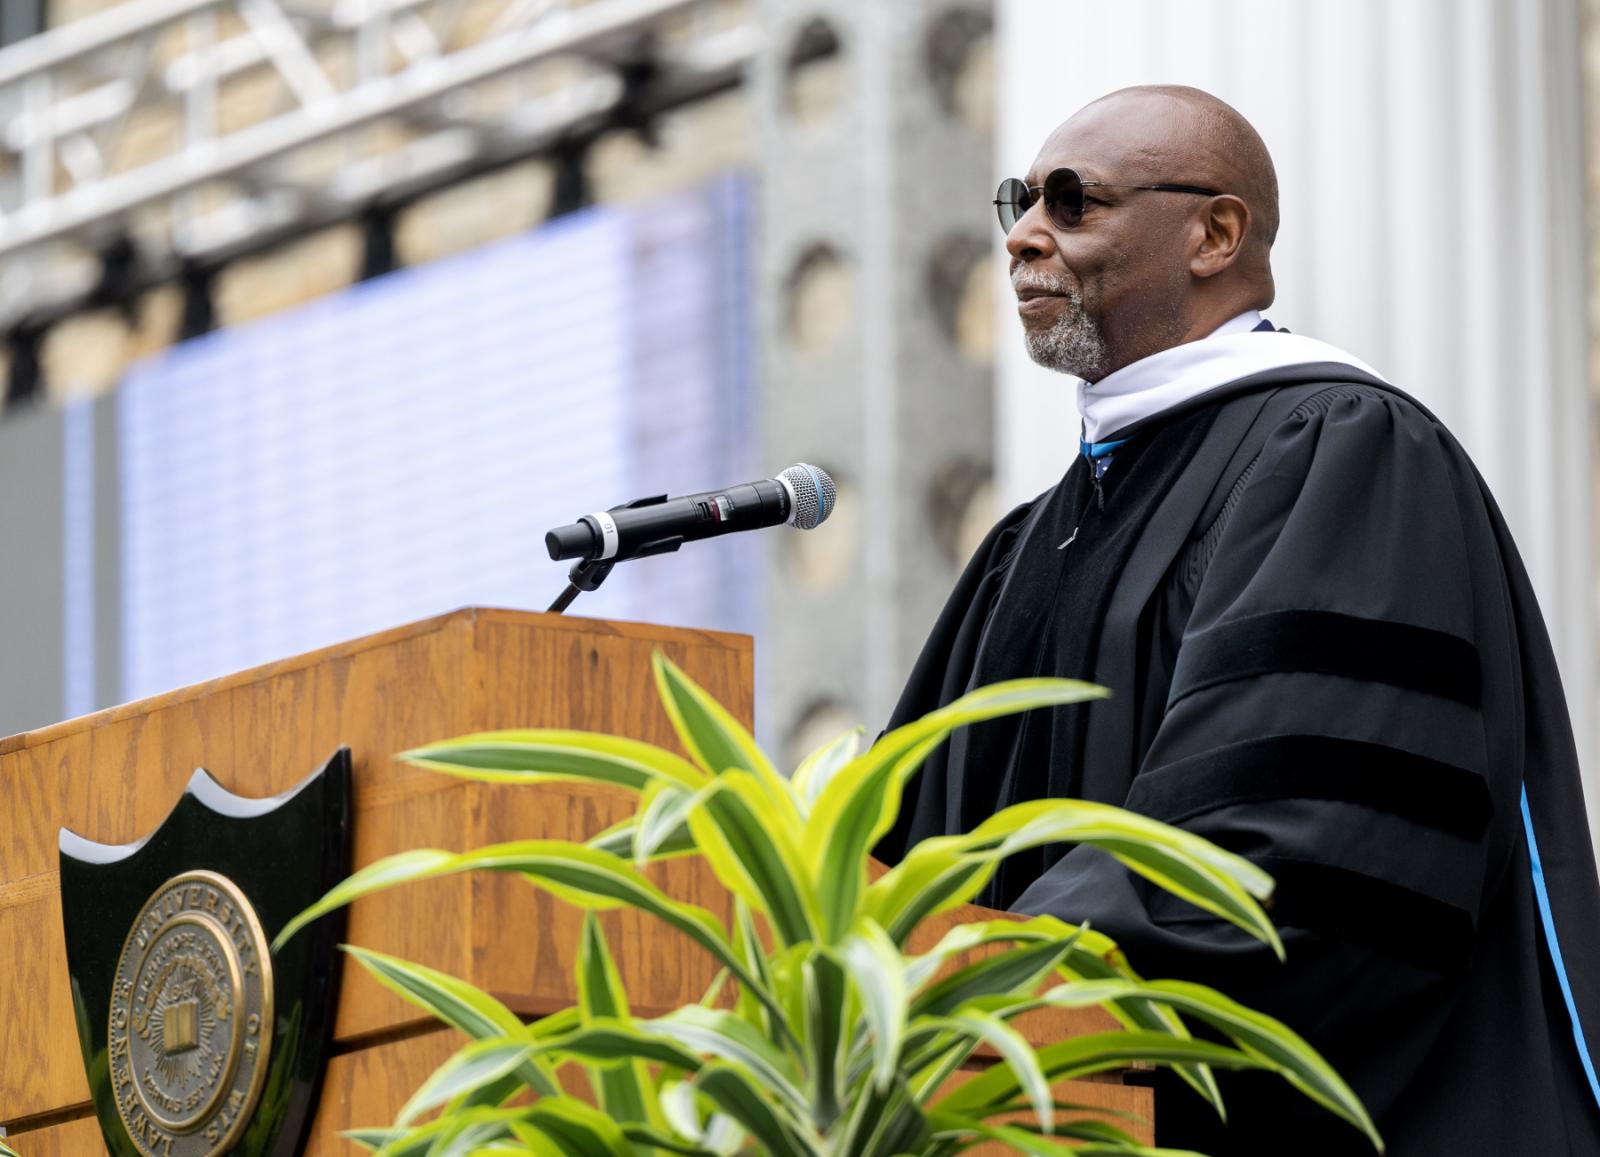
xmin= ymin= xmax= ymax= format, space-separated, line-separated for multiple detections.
xmin=1 ymin=607 xmax=752 ymax=754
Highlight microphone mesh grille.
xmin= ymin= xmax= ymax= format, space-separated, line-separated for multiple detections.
xmin=780 ymin=463 xmax=837 ymax=530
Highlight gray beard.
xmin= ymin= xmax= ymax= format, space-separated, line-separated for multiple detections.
xmin=1023 ymin=288 xmax=1110 ymax=380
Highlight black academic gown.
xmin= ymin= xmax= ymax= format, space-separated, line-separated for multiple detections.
xmin=877 ymin=366 xmax=1600 ymax=1155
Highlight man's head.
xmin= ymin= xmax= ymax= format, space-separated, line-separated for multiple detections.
xmin=1006 ymin=85 xmax=1278 ymax=381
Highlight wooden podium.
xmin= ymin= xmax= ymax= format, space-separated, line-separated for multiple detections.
xmin=0 ymin=609 xmax=1152 ymax=1154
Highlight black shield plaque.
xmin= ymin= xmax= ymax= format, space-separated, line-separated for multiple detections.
xmin=59 ymin=749 xmax=352 ymax=1157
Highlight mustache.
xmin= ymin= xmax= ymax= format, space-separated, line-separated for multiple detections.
xmin=1010 ymin=267 xmax=1079 ymax=296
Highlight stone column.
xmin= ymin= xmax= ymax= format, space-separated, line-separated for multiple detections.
xmin=753 ymin=1 xmax=998 ymax=757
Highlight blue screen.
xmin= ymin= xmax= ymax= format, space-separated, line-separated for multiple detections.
xmin=118 ymin=174 xmax=757 ymax=700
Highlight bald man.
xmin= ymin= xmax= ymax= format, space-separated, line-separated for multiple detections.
xmin=877 ymin=87 xmax=1600 ymax=1154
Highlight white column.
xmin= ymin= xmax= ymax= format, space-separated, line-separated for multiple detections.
xmin=996 ymin=0 xmax=1598 ymax=839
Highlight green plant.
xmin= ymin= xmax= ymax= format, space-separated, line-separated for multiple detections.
xmin=277 ymin=653 xmax=1382 ymax=1157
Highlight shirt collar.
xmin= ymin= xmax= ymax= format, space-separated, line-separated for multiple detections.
xmin=1075 ymin=310 xmax=1385 ymax=442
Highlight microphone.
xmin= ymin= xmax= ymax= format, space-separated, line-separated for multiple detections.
xmin=545 ymin=463 xmax=837 ymax=564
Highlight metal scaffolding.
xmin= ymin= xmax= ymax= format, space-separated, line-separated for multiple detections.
xmin=0 ymin=0 xmax=761 ymax=328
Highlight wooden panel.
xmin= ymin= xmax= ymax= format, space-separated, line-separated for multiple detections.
xmin=304 ymin=1032 xmax=466 ymax=1156
xmin=0 ymin=1115 xmax=105 ymax=1157
xmin=0 ymin=873 xmax=82 ymax=1132
xmin=0 ymin=610 xmax=752 ymax=1126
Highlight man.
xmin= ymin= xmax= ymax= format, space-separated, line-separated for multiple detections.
xmin=875 ymin=85 xmax=1600 ymax=1154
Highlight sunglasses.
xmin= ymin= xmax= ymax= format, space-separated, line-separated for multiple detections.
xmin=994 ymin=167 xmax=1221 ymax=232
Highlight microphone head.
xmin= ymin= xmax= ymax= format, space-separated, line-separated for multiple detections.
xmin=777 ymin=463 xmax=837 ymax=530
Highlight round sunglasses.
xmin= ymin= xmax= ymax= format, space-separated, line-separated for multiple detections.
xmin=994 ymin=167 xmax=1221 ymax=232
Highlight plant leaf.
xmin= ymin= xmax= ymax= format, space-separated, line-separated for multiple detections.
xmin=790 ymin=726 xmax=863 ymax=811
xmin=276 ymin=840 xmax=716 ymax=958
xmin=730 ymin=900 xmax=778 ymax=1039
xmin=908 ymin=935 xmax=1081 ymax=1021
xmin=530 ymin=1005 xmax=583 ymax=1039
xmin=685 ymin=770 xmax=818 ymax=946
xmin=349 ymin=1109 xmax=539 ymax=1157
xmin=806 ymin=678 xmax=1108 ymax=942
xmin=692 ymin=1063 xmax=817 ymax=1157
xmin=634 ymin=781 xmax=715 ymax=865
xmin=651 ymin=652 xmax=797 ymax=822
xmin=348 ymin=1125 xmax=458 ymax=1157
xmin=647 ymin=1005 xmax=809 ymax=1120
xmin=980 ymin=799 xmax=1278 ymax=955
xmin=343 ymin=945 xmax=559 ymax=1098
xmin=840 ymin=920 xmax=907 ymax=1092
xmin=523 ymin=1096 xmax=637 ymax=1157
xmin=869 ymin=678 xmax=1112 ymax=776
xmin=893 ymin=914 xmax=1222 ymax=1116
xmin=587 ymin=815 xmax=698 ymax=862
xmin=275 ymin=849 xmax=457 ymax=950
xmin=543 ymin=1017 xmax=706 ymax=1072
xmin=578 ymin=914 xmax=657 ymax=1126
xmin=878 ymin=799 xmax=1281 ymax=959
xmin=345 ymin=945 xmax=524 ymax=1038
xmin=866 ymin=839 xmax=1001 ymax=945
xmin=1037 ymin=979 xmax=1381 ymax=1148
xmin=803 ymin=949 xmax=848 ymax=1131
xmin=660 ymin=1078 xmax=704 ymax=1142
xmin=969 ymin=1104 xmax=1144 ymax=1132
xmin=349 ymin=1107 xmax=528 ymax=1157
xmin=401 ymin=730 xmax=705 ymax=790
xmin=657 ymin=1082 xmax=750 ymax=1156
xmin=935 ymin=1031 xmax=1271 ymax=1115
xmin=343 ymin=1128 xmax=401 ymax=1153
xmin=925 ymin=1010 xmax=1054 ymax=1135
xmin=395 ymin=1039 xmax=535 ymax=1126
xmin=620 ymin=1123 xmax=722 ymax=1157
xmin=422 ymin=1113 xmax=521 ymax=1157
xmin=841 ymin=1071 xmax=930 ymax=1157
xmin=275 ymin=840 xmax=796 ymax=1046
xmin=508 ymin=1115 xmax=576 ymax=1157
xmin=811 ymin=733 xmax=944 ymax=944
xmin=702 ymin=1113 xmax=747 ymax=1157
xmin=927 ymin=1111 xmax=1207 ymax=1157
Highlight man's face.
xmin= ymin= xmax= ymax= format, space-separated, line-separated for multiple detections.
xmin=1006 ymin=101 xmax=1199 ymax=381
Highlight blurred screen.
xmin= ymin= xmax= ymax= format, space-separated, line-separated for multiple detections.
xmin=118 ymin=174 xmax=757 ymax=701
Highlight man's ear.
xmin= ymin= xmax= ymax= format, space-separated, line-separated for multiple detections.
xmin=1190 ymin=195 xmax=1250 ymax=279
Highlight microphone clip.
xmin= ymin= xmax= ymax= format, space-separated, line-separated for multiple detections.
xmin=546 ymin=557 xmax=614 ymax=615
xmin=546 ymin=491 xmax=693 ymax=613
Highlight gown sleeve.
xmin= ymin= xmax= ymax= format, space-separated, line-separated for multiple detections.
xmin=1011 ymin=385 xmax=1523 ymax=1144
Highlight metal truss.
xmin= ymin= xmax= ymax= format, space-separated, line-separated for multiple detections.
xmin=0 ymin=0 xmax=760 ymax=328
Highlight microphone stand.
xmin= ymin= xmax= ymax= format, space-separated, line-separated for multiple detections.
xmin=546 ymin=558 xmax=615 ymax=614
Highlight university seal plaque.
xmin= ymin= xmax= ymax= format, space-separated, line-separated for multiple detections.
xmin=108 ymin=871 xmax=273 ymax=1156
xmin=60 ymin=750 xmax=352 ymax=1157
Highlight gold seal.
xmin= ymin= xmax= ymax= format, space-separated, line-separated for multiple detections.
xmin=107 ymin=871 xmax=274 ymax=1157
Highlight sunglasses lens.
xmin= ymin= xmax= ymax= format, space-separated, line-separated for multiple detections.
xmin=1042 ymin=168 xmax=1084 ymax=228
xmin=996 ymin=177 xmax=1030 ymax=232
